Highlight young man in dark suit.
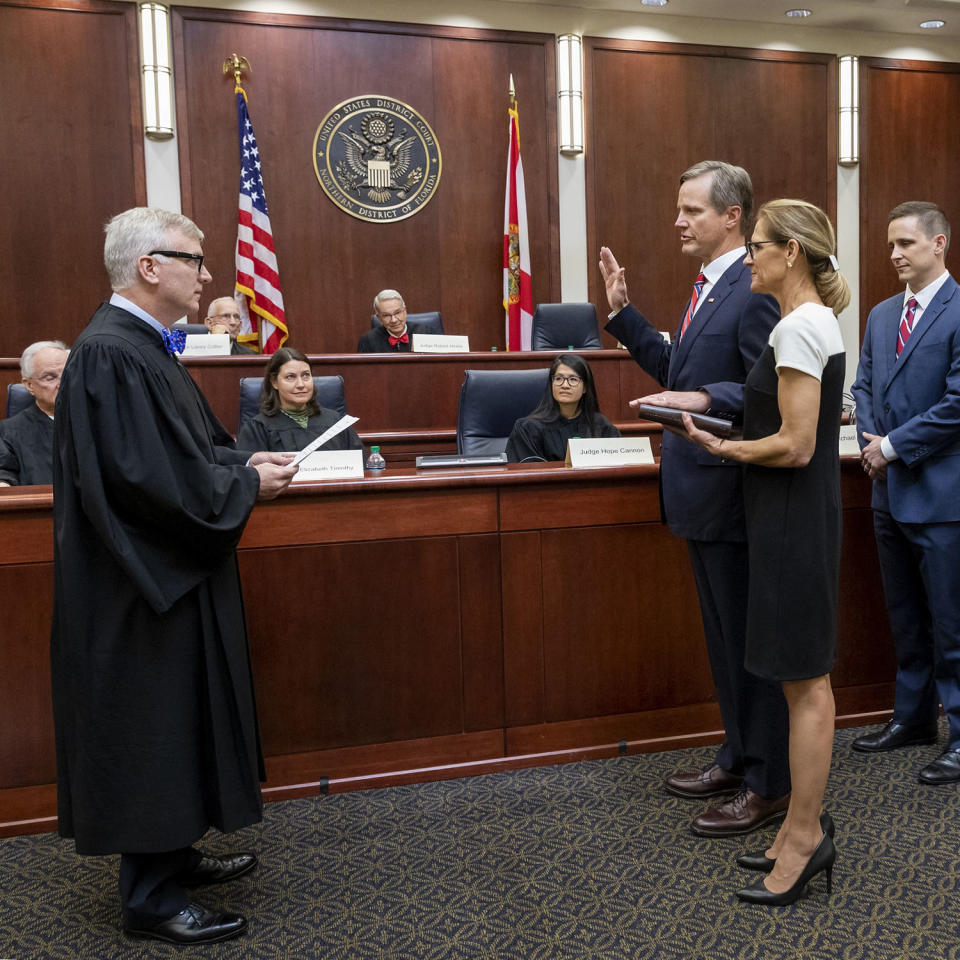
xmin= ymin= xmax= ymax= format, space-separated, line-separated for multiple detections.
xmin=600 ymin=160 xmax=790 ymax=836
xmin=851 ymin=201 xmax=960 ymax=783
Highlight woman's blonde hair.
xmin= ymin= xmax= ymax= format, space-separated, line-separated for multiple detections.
xmin=757 ymin=199 xmax=851 ymax=316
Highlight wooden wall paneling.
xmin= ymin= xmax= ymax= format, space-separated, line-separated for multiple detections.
xmin=457 ymin=534 xmax=505 ymax=732
xmin=0 ymin=564 xmax=56 ymax=788
xmin=585 ymin=40 xmax=835 ymax=347
xmin=859 ymin=58 xmax=960 ymax=336
xmin=0 ymin=0 xmax=144 ymax=357
xmin=539 ymin=524 xmax=711 ymax=723
xmin=173 ymin=8 xmax=559 ymax=355
xmin=242 ymin=537 xmax=466 ymax=754
xmin=501 ymin=530 xmax=544 ymax=727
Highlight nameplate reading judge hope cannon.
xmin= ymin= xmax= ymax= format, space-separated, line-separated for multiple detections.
xmin=313 ymin=96 xmax=442 ymax=223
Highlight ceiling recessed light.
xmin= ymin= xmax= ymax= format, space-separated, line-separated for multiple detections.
xmin=920 ymin=20 xmax=945 ymax=29
xmin=785 ymin=8 xmax=813 ymax=17
xmin=641 ymin=0 xmax=669 ymax=6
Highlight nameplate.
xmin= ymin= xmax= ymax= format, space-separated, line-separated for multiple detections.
xmin=839 ymin=424 xmax=860 ymax=458
xmin=565 ymin=437 xmax=654 ymax=468
xmin=412 ymin=333 xmax=470 ymax=353
xmin=181 ymin=333 xmax=230 ymax=357
xmin=292 ymin=449 xmax=364 ymax=482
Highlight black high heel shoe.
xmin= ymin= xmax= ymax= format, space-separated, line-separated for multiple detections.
xmin=737 ymin=812 xmax=835 ymax=872
xmin=736 ymin=832 xmax=835 ymax=905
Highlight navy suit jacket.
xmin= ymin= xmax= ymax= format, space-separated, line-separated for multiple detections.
xmin=606 ymin=258 xmax=779 ymax=541
xmin=851 ymin=275 xmax=960 ymax=523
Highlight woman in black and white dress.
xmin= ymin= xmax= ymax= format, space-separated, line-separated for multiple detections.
xmin=684 ymin=199 xmax=849 ymax=906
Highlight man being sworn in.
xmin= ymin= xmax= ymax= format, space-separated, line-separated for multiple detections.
xmin=51 ymin=207 xmax=297 ymax=945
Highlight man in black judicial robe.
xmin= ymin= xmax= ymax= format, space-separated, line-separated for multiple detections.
xmin=0 ymin=340 xmax=68 ymax=486
xmin=357 ymin=288 xmax=414 ymax=352
xmin=51 ymin=208 xmax=297 ymax=945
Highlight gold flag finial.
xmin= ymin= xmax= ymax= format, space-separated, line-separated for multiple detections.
xmin=222 ymin=54 xmax=251 ymax=89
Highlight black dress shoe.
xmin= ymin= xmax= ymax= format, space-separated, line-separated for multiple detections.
xmin=665 ymin=763 xmax=744 ymax=799
xmin=176 ymin=852 xmax=258 ymax=887
xmin=851 ymin=720 xmax=938 ymax=753
xmin=124 ymin=902 xmax=247 ymax=944
xmin=737 ymin=812 xmax=835 ymax=872
xmin=918 ymin=748 xmax=960 ymax=784
xmin=737 ymin=833 xmax=836 ymax=906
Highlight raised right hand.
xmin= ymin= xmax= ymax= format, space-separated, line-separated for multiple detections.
xmin=599 ymin=246 xmax=629 ymax=312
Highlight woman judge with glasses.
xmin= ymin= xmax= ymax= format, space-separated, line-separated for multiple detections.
xmin=505 ymin=353 xmax=619 ymax=462
xmin=683 ymin=199 xmax=849 ymax=906
xmin=237 ymin=347 xmax=364 ymax=455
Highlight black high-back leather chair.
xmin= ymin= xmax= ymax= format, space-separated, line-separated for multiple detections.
xmin=5 ymin=383 xmax=33 ymax=419
xmin=456 ymin=368 xmax=550 ymax=456
xmin=530 ymin=303 xmax=602 ymax=350
xmin=237 ymin=376 xmax=348 ymax=434
xmin=369 ymin=311 xmax=444 ymax=335
xmin=173 ymin=323 xmax=211 ymax=335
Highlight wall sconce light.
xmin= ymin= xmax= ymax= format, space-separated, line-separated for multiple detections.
xmin=139 ymin=2 xmax=174 ymax=140
xmin=838 ymin=55 xmax=859 ymax=166
xmin=557 ymin=34 xmax=584 ymax=156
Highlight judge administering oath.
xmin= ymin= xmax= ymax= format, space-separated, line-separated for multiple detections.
xmin=51 ymin=208 xmax=297 ymax=945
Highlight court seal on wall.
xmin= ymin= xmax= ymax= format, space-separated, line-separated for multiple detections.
xmin=313 ymin=96 xmax=442 ymax=223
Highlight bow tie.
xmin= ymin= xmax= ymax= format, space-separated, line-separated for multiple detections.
xmin=388 ymin=332 xmax=409 ymax=347
xmin=161 ymin=326 xmax=187 ymax=356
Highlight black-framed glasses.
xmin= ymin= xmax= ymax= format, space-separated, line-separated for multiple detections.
xmin=744 ymin=240 xmax=784 ymax=258
xmin=149 ymin=250 xmax=205 ymax=272
xmin=552 ymin=374 xmax=582 ymax=387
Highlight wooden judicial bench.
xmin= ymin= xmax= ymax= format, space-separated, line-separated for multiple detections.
xmin=0 ymin=459 xmax=894 ymax=839
xmin=2 ymin=350 xmax=667 ymax=461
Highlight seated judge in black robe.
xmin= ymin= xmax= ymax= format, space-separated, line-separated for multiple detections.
xmin=51 ymin=208 xmax=297 ymax=944
xmin=237 ymin=347 xmax=365 ymax=455
xmin=357 ymin=288 xmax=414 ymax=352
xmin=505 ymin=353 xmax=620 ymax=462
xmin=0 ymin=404 xmax=54 ymax=485
xmin=0 ymin=340 xmax=69 ymax=486
xmin=204 ymin=297 xmax=257 ymax=354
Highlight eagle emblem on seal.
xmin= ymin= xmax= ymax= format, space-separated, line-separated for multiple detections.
xmin=314 ymin=96 xmax=442 ymax=223
xmin=336 ymin=112 xmax=422 ymax=203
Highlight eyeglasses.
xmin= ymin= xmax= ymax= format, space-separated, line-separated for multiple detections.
xmin=552 ymin=374 xmax=582 ymax=387
xmin=149 ymin=250 xmax=205 ymax=272
xmin=211 ymin=312 xmax=242 ymax=320
xmin=744 ymin=240 xmax=784 ymax=258
xmin=378 ymin=309 xmax=406 ymax=320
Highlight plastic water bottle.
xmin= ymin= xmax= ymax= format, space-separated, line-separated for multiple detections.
xmin=365 ymin=445 xmax=386 ymax=471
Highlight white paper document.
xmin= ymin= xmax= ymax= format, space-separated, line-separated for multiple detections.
xmin=291 ymin=415 xmax=360 ymax=466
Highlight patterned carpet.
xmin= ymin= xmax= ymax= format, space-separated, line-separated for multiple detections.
xmin=2 ymin=723 xmax=959 ymax=959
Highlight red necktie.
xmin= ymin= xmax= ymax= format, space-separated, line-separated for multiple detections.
xmin=896 ymin=296 xmax=918 ymax=357
xmin=388 ymin=332 xmax=409 ymax=347
xmin=680 ymin=273 xmax=707 ymax=341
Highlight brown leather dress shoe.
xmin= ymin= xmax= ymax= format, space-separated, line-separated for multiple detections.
xmin=690 ymin=787 xmax=790 ymax=837
xmin=665 ymin=763 xmax=744 ymax=799
xmin=124 ymin=902 xmax=247 ymax=944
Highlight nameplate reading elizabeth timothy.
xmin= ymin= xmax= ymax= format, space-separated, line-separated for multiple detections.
xmin=313 ymin=96 xmax=442 ymax=223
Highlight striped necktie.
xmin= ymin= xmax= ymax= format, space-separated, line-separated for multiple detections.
xmin=680 ymin=273 xmax=707 ymax=341
xmin=896 ymin=296 xmax=918 ymax=357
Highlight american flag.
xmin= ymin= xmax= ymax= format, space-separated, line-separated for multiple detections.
xmin=234 ymin=86 xmax=287 ymax=354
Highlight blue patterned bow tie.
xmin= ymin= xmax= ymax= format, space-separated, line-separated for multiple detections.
xmin=161 ymin=326 xmax=187 ymax=356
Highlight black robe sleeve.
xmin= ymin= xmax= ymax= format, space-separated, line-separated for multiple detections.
xmin=55 ymin=336 xmax=260 ymax=614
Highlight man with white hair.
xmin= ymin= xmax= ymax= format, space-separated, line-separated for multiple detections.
xmin=0 ymin=340 xmax=68 ymax=485
xmin=357 ymin=288 xmax=414 ymax=352
xmin=51 ymin=207 xmax=297 ymax=944
xmin=204 ymin=296 xmax=256 ymax=354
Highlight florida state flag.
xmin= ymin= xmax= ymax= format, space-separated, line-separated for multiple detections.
xmin=503 ymin=79 xmax=532 ymax=351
